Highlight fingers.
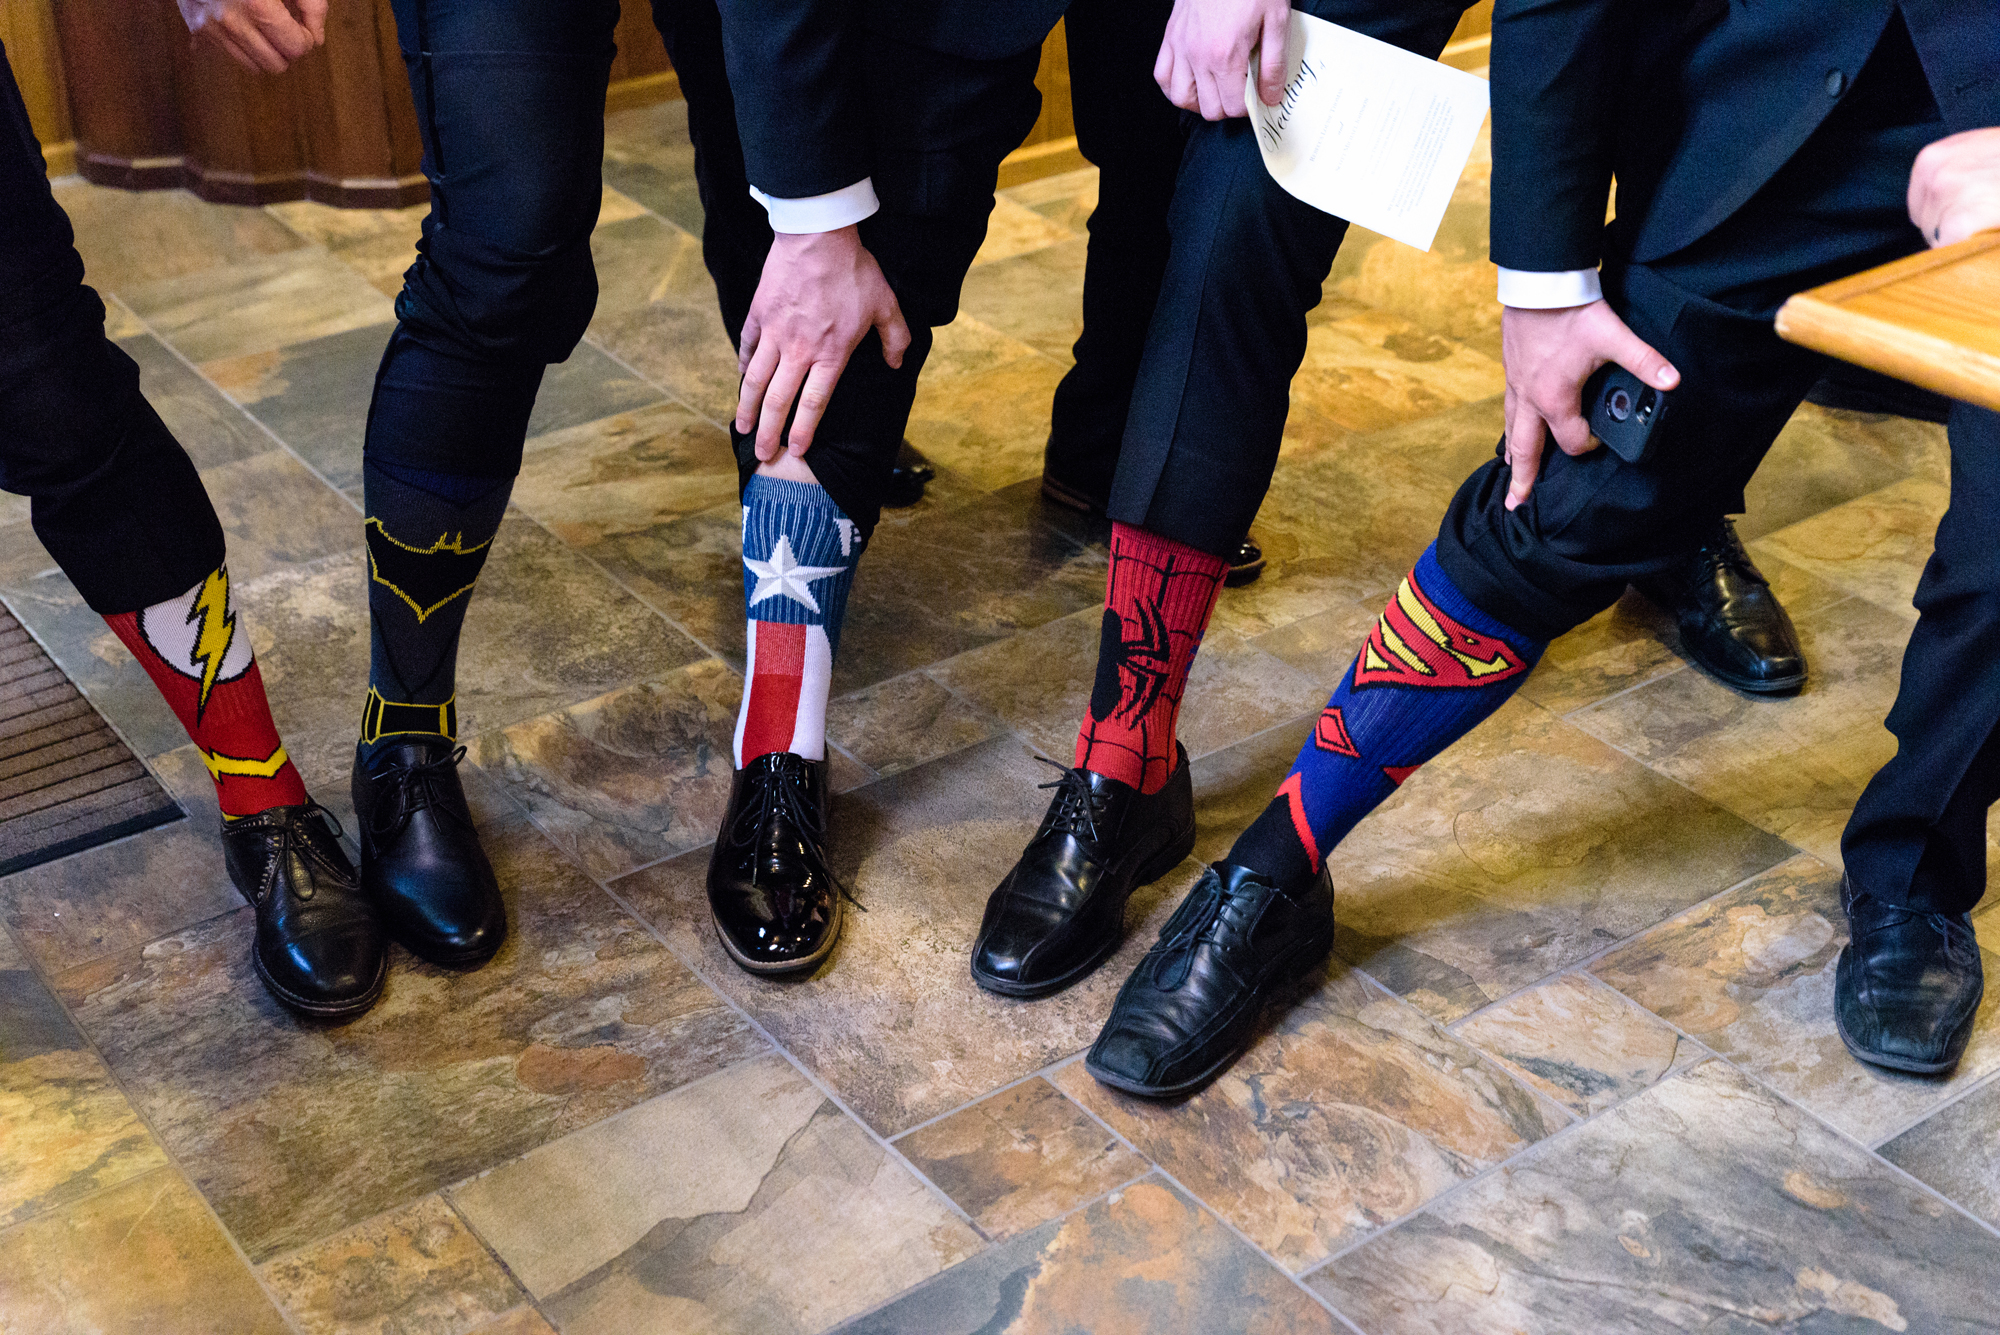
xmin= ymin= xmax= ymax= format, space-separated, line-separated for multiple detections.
xmin=1547 ymin=402 xmax=1597 ymax=458
xmin=216 ymin=10 xmax=291 ymax=72
xmin=1154 ymin=33 xmax=1175 ymax=97
xmin=1604 ymin=324 xmax=1679 ymax=391
xmin=1257 ymin=7 xmax=1288 ymax=106
xmin=738 ymin=310 xmax=762 ymax=376
xmin=1166 ymin=48 xmax=1198 ymax=112
xmin=755 ymin=355 xmax=809 ymax=462
xmin=876 ymin=302 xmax=912 ymax=370
xmin=736 ymin=336 xmax=781 ymax=437
xmin=787 ymin=360 xmax=846 ymax=456
xmin=1193 ymin=65 xmax=1225 ymax=121
xmin=1504 ymin=403 xmax=1546 ymax=511
xmin=294 ymin=0 xmax=328 ymax=43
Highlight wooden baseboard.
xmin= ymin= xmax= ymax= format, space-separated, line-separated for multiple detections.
xmin=606 ymin=70 xmax=681 ymax=115
xmin=997 ymin=135 xmax=1088 ymax=190
xmin=41 ymin=139 xmax=76 ymax=178
xmin=74 ymin=152 xmax=430 ymax=208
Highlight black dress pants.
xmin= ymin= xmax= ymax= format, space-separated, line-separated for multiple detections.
xmin=649 ymin=0 xmax=1043 ymax=539
xmin=0 ymin=42 xmax=223 ymax=614
xmin=1432 ymin=44 xmax=1995 ymax=915
xmin=1107 ymin=0 xmax=1473 ymax=558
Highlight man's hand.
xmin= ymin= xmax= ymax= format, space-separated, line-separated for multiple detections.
xmin=177 ymin=0 xmax=327 ymax=73
xmin=736 ymin=226 xmax=912 ymax=463
xmin=1154 ymin=0 xmax=1291 ymax=121
xmin=1909 ymin=127 xmax=2000 ymax=249
xmin=1499 ymin=301 xmax=1679 ymax=510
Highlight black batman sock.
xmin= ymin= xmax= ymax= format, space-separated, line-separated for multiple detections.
xmin=359 ymin=458 xmax=511 ymax=761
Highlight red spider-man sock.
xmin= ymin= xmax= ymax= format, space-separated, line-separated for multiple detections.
xmin=1074 ymin=523 xmax=1228 ymax=794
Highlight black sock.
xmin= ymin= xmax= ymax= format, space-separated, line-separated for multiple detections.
xmin=359 ymin=458 xmax=511 ymax=760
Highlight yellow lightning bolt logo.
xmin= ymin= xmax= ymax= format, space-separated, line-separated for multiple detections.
xmin=186 ymin=566 xmax=237 ymax=720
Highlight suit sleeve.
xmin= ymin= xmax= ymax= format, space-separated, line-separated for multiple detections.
xmin=1490 ymin=0 xmax=1638 ymax=273
xmin=715 ymin=0 xmax=870 ymax=200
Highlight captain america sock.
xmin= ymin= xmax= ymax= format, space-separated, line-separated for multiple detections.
xmin=1225 ymin=544 xmax=1549 ymax=886
xmin=104 ymin=564 xmax=309 ymax=817
xmin=734 ymin=476 xmax=862 ymax=767
xmin=358 ymin=458 xmax=512 ymax=761
xmin=1074 ymin=523 xmax=1229 ymax=794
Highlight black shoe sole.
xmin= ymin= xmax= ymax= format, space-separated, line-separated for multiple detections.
xmin=1832 ymin=985 xmax=1972 ymax=1076
xmin=1696 ymin=661 xmax=1807 ymax=696
xmin=1084 ymin=919 xmax=1335 ymax=1099
xmin=714 ymin=896 xmax=845 ymax=977
xmin=971 ymin=818 xmax=1197 ymax=1000
xmin=253 ymin=946 xmax=386 ymax=1021
xmin=1223 ymin=556 xmax=1265 ymax=588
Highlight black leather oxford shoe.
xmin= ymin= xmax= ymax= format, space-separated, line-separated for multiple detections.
xmin=352 ymin=740 xmax=506 ymax=966
xmin=972 ymin=750 xmax=1195 ymax=999
xmin=708 ymin=751 xmax=844 ymax=975
xmin=223 ymin=803 xmax=386 ymax=1019
xmin=1087 ymin=860 xmax=1334 ymax=1098
xmin=1637 ymin=518 xmax=1806 ymax=694
xmin=882 ymin=439 xmax=937 ymax=509
xmin=1835 ymin=875 xmax=1984 ymax=1075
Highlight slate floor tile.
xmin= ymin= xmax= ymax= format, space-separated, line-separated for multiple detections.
xmin=1311 ymin=1061 xmax=2000 ymax=1334
xmin=1759 ymin=475 xmax=1949 ymax=622
xmin=0 ymin=928 xmax=167 ymax=1226
xmin=1593 ymin=854 xmax=2000 ymax=1146
xmin=510 ymin=401 xmax=737 ymax=548
xmin=1450 ymin=971 xmax=1708 ymax=1119
xmin=58 ymin=179 xmax=306 ymax=292
xmin=1877 ymin=1072 xmax=2000 ymax=1228
xmin=0 ymin=1167 xmax=290 ymax=1334
xmin=613 ymin=737 xmax=1202 ymax=1135
xmin=843 ymin=1178 xmax=1342 ymax=1335
xmin=894 ymin=1077 xmax=1148 ymax=1241
xmin=56 ymin=800 xmax=764 ymax=1260
xmin=1056 ymin=964 xmax=1559 ymax=1273
xmin=124 ymin=247 xmax=395 ymax=364
xmin=259 ymin=1194 xmax=527 ymax=1335
xmin=449 ymin=1053 xmax=981 ymax=1335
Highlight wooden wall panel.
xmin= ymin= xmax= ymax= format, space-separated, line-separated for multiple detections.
xmin=0 ymin=0 xmax=71 ymax=170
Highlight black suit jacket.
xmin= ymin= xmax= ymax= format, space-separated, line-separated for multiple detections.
xmin=1490 ymin=0 xmax=2000 ymax=274
xmin=716 ymin=0 xmax=1069 ymax=200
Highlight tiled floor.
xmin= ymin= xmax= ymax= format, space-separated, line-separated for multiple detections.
xmin=3 ymin=97 xmax=1998 ymax=1334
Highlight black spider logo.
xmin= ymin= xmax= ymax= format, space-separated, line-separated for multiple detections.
xmin=1088 ymin=598 xmax=1173 ymax=725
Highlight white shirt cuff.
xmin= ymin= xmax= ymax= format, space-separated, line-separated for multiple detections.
xmin=1497 ymin=267 xmax=1603 ymax=309
xmin=748 ymin=178 xmax=879 ymax=234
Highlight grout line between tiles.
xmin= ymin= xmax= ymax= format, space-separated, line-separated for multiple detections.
xmin=1867 ymin=1059 xmax=2000 ymax=1151
xmin=1588 ymin=971 xmax=2000 ymax=1247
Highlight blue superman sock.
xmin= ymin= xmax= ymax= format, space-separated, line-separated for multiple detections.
xmin=1226 ymin=544 xmax=1549 ymax=885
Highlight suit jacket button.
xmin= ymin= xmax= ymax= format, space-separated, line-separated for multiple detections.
xmin=1825 ymin=68 xmax=1847 ymax=96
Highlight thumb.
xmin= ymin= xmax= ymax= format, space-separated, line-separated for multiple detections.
xmin=877 ymin=301 xmax=912 ymax=370
xmin=1605 ymin=325 xmax=1679 ymax=392
xmin=1258 ymin=8 xmax=1288 ymax=106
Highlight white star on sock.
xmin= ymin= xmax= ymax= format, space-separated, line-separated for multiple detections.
xmin=744 ymin=535 xmax=846 ymax=614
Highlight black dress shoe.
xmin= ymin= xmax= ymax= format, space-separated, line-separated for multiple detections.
xmin=882 ymin=440 xmax=936 ymax=509
xmin=1087 ymin=860 xmax=1334 ymax=1098
xmin=222 ymin=803 xmax=386 ymax=1019
xmin=1040 ymin=464 xmax=1267 ymax=588
xmin=352 ymin=740 xmax=506 ymax=966
xmin=1636 ymin=517 xmax=1806 ymax=694
xmin=707 ymin=751 xmax=844 ymax=974
xmin=972 ymin=749 xmax=1195 ymax=998
xmin=1834 ymin=876 xmax=1984 ymax=1075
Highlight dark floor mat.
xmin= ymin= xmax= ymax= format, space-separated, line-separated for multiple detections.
xmin=0 ymin=605 xmax=181 ymax=877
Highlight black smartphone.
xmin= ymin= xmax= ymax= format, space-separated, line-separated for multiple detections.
xmin=1581 ymin=363 xmax=1670 ymax=464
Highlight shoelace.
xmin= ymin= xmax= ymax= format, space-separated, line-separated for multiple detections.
xmin=367 ymin=746 xmax=472 ymax=841
xmin=248 ymin=801 xmax=348 ymax=902
xmin=727 ymin=757 xmax=861 ymax=909
xmin=1034 ymin=757 xmax=1109 ymax=846
xmin=1856 ymin=900 xmax=1979 ymax=968
xmin=1697 ymin=518 xmax=1767 ymax=588
xmin=1151 ymin=874 xmax=1256 ymax=990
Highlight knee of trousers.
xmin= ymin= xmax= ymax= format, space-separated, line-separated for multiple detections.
xmin=396 ymin=224 xmax=599 ymax=367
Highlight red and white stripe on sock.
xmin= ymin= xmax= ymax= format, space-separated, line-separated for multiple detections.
xmin=734 ymin=620 xmax=832 ymax=765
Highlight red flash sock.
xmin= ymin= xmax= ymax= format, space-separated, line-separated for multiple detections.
xmin=104 ymin=566 xmax=307 ymax=817
xmin=1074 ymin=522 xmax=1228 ymax=794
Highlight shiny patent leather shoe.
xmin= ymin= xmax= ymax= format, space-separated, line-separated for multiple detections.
xmin=882 ymin=440 xmax=936 ymax=509
xmin=1835 ymin=875 xmax=1984 ymax=1075
xmin=222 ymin=803 xmax=386 ymax=1019
xmin=1088 ymin=861 xmax=1334 ymax=1098
xmin=1636 ymin=517 xmax=1806 ymax=694
xmin=352 ymin=740 xmax=506 ymax=966
xmin=707 ymin=751 xmax=844 ymax=974
xmin=972 ymin=749 xmax=1195 ymax=999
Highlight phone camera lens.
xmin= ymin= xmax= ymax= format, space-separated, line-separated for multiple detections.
xmin=1606 ymin=388 xmax=1633 ymax=422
